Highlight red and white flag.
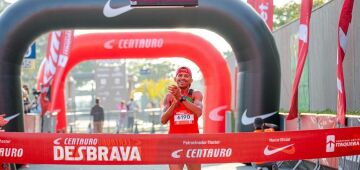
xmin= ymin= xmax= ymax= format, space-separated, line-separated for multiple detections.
xmin=36 ymin=30 xmax=74 ymax=117
xmin=37 ymin=31 xmax=73 ymax=90
xmin=337 ymin=0 xmax=354 ymax=126
xmin=287 ymin=0 xmax=313 ymax=120
xmin=247 ymin=0 xmax=274 ymax=31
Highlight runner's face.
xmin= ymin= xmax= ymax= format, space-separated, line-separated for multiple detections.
xmin=175 ymin=72 xmax=192 ymax=88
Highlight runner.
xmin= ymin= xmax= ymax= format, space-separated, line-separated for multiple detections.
xmin=252 ymin=117 xmax=279 ymax=170
xmin=161 ymin=66 xmax=203 ymax=170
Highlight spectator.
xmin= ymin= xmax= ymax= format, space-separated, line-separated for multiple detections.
xmin=252 ymin=118 xmax=279 ymax=170
xmin=90 ymin=98 xmax=105 ymax=133
xmin=117 ymin=101 xmax=127 ymax=133
xmin=126 ymin=98 xmax=138 ymax=132
xmin=39 ymin=84 xmax=50 ymax=132
xmin=30 ymin=95 xmax=41 ymax=114
xmin=22 ymin=85 xmax=31 ymax=114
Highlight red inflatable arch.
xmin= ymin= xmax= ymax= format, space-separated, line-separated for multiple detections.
xmin=50 ymin=31 xmax=232 ymax=133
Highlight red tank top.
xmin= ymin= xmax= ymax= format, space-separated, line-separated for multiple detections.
xmin=169 ymin=95 xmax=199 ymax=134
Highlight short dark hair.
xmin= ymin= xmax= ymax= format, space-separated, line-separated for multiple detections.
xmin=95 ymin=98 xmax=100 ymax=104
xmin=254 ymin=118 xmax=264 ymax=130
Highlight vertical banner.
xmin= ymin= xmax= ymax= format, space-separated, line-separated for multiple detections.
xmin=36 ymin=30 xmax=74 ymax=132
xmin=336 ymin=0 xmax=354 ymax=126
xmin=287 ymin=0 xmax=313 ymax=120
xmin=247 ymin=0 xmax=274 ymax=31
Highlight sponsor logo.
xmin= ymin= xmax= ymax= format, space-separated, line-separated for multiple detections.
xmin=241 ymin=109 xmax=277 ymax=125
xmin=171 ymin=149 xmax=182 ymax=158
xmin=43 ymin=31 xmax=61 ymax=85
xmin=326 ymin=135 xmax=360 ymax=153
xmin=0 ymin=139 xmax=11 ymax=144
xmin=43 ymin=31 xmax=72 ymax=86
xmin=269 ymin=138 xmax=291 ymax=143
xmin=104 ymin=38 xmax=164 ymax=49
xmin=0 ymin=148 xmax=24 ymax=158
xmin=53 ymin=138 xmax=98 ymax=145
xmin=208 ymin=105 xmax=227 ymax=121
xmin=171 ymin=148 xmax=232 ymax=159
xmin=53 ymin=138 xmax=141 ymax=161
xmin=53 ymin=138 xmax=62 ymax=145
xmin=103 ymin=0 xmax=132 ymax=18
xmin=326 ymin=135 xmax=335 ymax=152
xmin=4 ymin=113 xmax=20 ymax=122
xmin=54 ymin=146 xmax=141 ymax=161
xmin=264 ymin=144 xmax=295 ymax=156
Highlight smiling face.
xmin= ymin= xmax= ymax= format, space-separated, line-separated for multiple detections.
xmin=174 ymin=72 xmax=193 ymax=89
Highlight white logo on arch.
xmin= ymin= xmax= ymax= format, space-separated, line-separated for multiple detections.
xmin=53 ymin=138 xmax=62 ymax=145
xmin=241 ymin=109 xmax=277 ymax=125
xmin=104 ymin=39 xmax=116 ymax=49
xmin=209 ymin=105 xmax=227 ymax=121
xmin=103 ymin=0 xmax=133 ymax=18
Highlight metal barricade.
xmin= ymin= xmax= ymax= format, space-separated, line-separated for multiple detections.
xmin=24 ymin=113 xmax=41 ymax=133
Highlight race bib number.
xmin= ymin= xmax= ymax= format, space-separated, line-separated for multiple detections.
xmin=174 ymin=112 xmax=194 ymax=125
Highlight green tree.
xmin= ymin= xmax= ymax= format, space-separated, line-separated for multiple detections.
xmin=21 ymin=33 xmax=48 ymax=91
xmin=127 ymin=60 xmax=176 ymax=82
xmin=132 ymin=78 xmax=173 ymax=107
xmin=274 ymin=0 xmax=326 ymax=30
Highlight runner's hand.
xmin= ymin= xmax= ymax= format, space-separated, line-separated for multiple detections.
xmin=168 ymin=85 xmax=181 ymax=100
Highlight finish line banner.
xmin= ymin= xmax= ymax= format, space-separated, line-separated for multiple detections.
xmin=1 ymin=127 xmax=360 ymax=164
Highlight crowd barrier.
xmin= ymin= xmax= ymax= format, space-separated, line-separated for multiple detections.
xmin=1 ymin=127 xmax=360 ymax=164
xmin=339 ymin=117 xmax=360 ymax=170
xmin=281 ymin=113 xmax=360 ymax=169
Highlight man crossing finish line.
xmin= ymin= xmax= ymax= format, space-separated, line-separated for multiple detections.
xmin=161 ymin=66 xmax=203 ymax=170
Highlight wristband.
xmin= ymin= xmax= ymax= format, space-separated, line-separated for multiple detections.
xmin=179 ymin=96 xmax=187 ymax=102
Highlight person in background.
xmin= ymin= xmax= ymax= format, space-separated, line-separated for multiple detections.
xmin=90 ymin=98 xmax=105 ymax=133
xmin=39 ymin=84 xmax=50 ymax=132
xmin=30 ymin=94 xmax=41 ymax=114
xmin=252 ymin=117 xmax=279 ymax=170
xmin=126 ymin=98 xmax=138 ymax=132
xmin=22 ymin=85 xmax=31 ymax=114
xmin=253 ymin=117 xmax=278 ymax=132
xmin=161 ymin=66 xmax=203 ymax=170
xmin=117 ymin=101 xmax=127 ymax=133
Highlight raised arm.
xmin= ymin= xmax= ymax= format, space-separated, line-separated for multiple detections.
xmin=161 ymin=94 xmax=177 ymax=124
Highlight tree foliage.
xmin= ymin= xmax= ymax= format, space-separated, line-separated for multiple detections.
xmin=274 ymin=0 xmax=326 ymax=30
xmin=132 ymin=78 xmax=173 ymax=107
xmin=126 ymin=60 xmax=176 ymax=82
